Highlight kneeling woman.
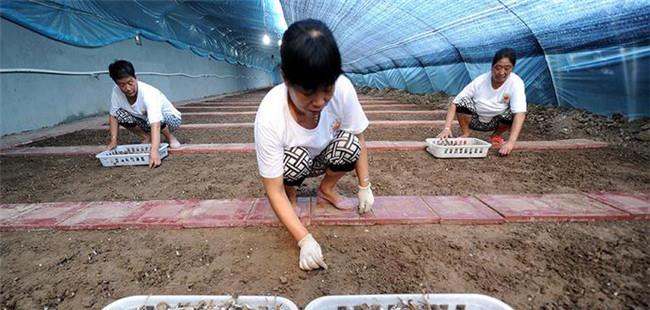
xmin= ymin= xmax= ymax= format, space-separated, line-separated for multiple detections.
xmin=437 ymin=48 xmax=527 ymax=156
xmin=254 ymin=19 xmax=374 ymax=271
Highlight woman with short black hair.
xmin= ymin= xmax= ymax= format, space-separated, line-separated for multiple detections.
xmin=254 ymin=19 xmax=374 ymax=270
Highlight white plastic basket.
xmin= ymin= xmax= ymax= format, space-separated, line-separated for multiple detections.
xmin=102 ymin=295 xmax=299 ymax=310
xmin=425 ymin=138 xmax=491 ymax=158
xmin=304 ymin=294 xmax=513 ymax=310
xmin=95 ymin=143 xmax=169 ymax=167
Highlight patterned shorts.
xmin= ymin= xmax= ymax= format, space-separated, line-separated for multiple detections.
xmin=454 ymin=97 xmax=513 ymax=132
xmin=283 ymin=130 xmax=361 ymax=186
xmin=114 ymin=108 xmax=181 ymax=132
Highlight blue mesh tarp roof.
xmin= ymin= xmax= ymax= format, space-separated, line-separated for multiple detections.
xmin=1 ymin=0 xmax=649 ymax=117
xmin=282 ymin=0 xmax=650 ymax=117
xmin=0 ymin=0 xmax=287 ymax=71
xmin=283 ymin=1 xmax=649 ymax=71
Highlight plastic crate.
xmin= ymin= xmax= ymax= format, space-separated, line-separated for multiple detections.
xmin=102 ymin=295 xmax=298 ymax=310
xmin=95 ymin=143 xmax=169 ymax=167
xmin=304 ymin=294 xmax=513 ymax=310
xmin=425 ymin=138 xmax=491 ymax=158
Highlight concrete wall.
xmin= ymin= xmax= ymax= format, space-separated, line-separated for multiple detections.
xmin=0 ymin=18 xmax=274 ymax=136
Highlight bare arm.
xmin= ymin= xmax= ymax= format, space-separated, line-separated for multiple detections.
xmin=354 ymin=133 xmax=370 ymax=187
xmin=355 ymin=132 xmax=375 ymax=213
xmin=499 ymin=112 xmax=526 ymax=156
xmin=508 ymin=113 xmax=526 ymax=144
xmin=149 ymin=122 xmax=162 ymax=168
xmin=263 ymin=176 xmax=327 ymax=270
xmin=437 ymin=103 xmax=457 ymax=138
xmin=150 ymin=122 xmax=161 ymax=147
xmin=444 ymin=103 xmax=457 ymax=129
xmin=262 ymin=177 xmax=308 ymax=241
xmin=107 ymin=115 xmax=119 ymax=150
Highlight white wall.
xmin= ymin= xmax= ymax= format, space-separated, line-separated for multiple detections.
xmin=0 ymin=18 xmax=274 ymax=136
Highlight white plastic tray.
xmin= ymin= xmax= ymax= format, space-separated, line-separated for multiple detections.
xmin=95 ymin=143 xmax=169 ymax=167
xmin=304 ymin=294 xmax=513 ymax=310
xmin=102 ymin=295 xmax=298 ymax=310
xmin=425 ymin=138 xmax=491 ymax=158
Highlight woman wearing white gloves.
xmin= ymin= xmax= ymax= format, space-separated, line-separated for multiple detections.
xmin=254 ymin=19 xmax=374 ymax=271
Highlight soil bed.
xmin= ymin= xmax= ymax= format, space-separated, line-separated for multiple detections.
xmin=182 ymin=113 xmax=439 ymax=124
xmin=178 ymin=106 xmax=260 ymax=112
xmin=184 ymin=114 xmax=255 ymax=124
xmin=24 ymin=90 xmax=650 ymax=153
xmin=1 ymin=223 xmax=648 ymax=309
xmin=2 ymin=90 xmax=650 ymax=310
xmin=177 ymin=105 xmax=435 ymax=112
xmin=356 ymin=88 xmax=650 ymax=151
xmin=24 ymin=124 xmax=610 ymax=147
xmin=1 ymin=148 xmax=648 ymax=203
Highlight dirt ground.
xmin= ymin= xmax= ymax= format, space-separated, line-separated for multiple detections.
xmin=25 ymin=123 xmax=590 ymax=147
xmin=177 ymin=104 xmax=434 ymax=112
xmin=180 ymin=112 xmax=436 ymax=124
xmin=1 ymin=223 xmax=648 ymax=309
xmin=355 ymin=87 xmax=650 ymax=152
xmin=2 ymin=88 xmax=650 ymax=309
xmin=1 ymin=149 xmax=648 ymax=204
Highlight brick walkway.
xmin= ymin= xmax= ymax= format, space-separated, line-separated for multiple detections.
xmin=1 ymin=192 xmax=647 ymax=231
xmin=0 ymin=139 xmax=608 ymax=156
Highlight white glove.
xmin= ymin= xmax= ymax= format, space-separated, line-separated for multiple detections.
xmin=358 ymin=183 xmax=374 ymax=213
xmin=298 ymin=233 xmax=328 ymax=270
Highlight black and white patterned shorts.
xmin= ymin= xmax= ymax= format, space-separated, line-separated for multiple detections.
xmin=454 ymin=97 xmax=513 ymax=132
xmin=114 ymin=108 xmax=181 ymax=132
xmin=283 ymin=130 xmax=361 ymax=186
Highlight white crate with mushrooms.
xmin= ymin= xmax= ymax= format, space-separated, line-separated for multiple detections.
xmin=95 ymin=143 xmax=169 ymax=167
xmin=425 ymin=138 xmax=491 ymax=158
xmin=102 ymin=295 xmax=298 ymax=310
xmin=304 ymin=293 xmax=513 ymax=310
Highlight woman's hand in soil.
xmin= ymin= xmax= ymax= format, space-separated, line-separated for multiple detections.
xmin=107 ymin=140 xmax=118 ymax=151
xmin=298 ymin=233 xmax=328 ymax=270
xmin=358 ymin=183 xmax=374 ymax=213
xmin=436 ymin=127 xmax=453 ymax=139
xmin=149 ymin=151 xmax=162 ymax=168
xmin=498 ymin=141 xmax=515 ymax=156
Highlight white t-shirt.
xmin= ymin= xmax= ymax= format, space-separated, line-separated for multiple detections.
xmin=254 ymin=75 xmax=369 ymax=179
xmin=453 ymin=72 xmax=527 ymax=122
xmin=109 ymin=80 xmax=181 ymax=124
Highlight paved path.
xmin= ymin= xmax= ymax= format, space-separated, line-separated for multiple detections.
xmin=0 ymin=139 xmax=609 ymax=156
xmin=1 ymin=192 xmax=647 ymax=231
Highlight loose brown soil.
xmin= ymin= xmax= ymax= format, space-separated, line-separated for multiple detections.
xmin=24 ymin=124 xmax=583 ymax=147
xmin=178 ymin=106 xmax=260 ymax=112
xmin=1 ymin=148 xmax=648 ymax=204
xmin=183 ymin=114 xmax=255 ymax=124
xmin=2 ymin=89 xmax=649 ymax=310
xmin=356 ymin=88 xmax=650 ymax=152
xmin=1 ymin=223 xmax=648 ymax=309
xmin=182 ymin=113 xmax=439 ymax=124
xmin=178 ymin=105 xmax=435 ymax=112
